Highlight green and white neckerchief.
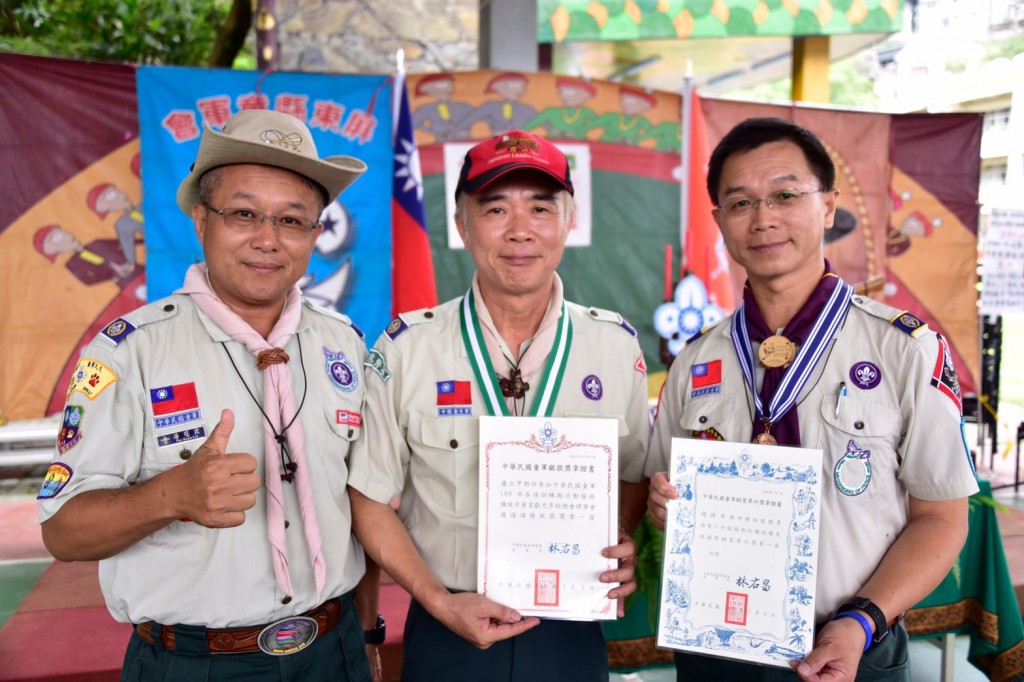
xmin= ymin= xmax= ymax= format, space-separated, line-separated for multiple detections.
xmin=459 ymin=288 xmax=573 ymax=417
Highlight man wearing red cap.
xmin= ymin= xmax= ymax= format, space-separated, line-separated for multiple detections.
xmin=348 ymin=129 xmax=650 ymax=680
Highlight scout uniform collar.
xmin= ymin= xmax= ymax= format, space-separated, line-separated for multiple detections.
xmin=460 ymin=282 xmax=573 ymax=418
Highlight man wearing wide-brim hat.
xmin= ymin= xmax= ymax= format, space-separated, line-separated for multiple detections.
xmin=39 ymin=109 xmax=381 ymax=681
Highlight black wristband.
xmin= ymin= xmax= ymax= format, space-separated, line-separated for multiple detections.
xmin=364 ymin=614 xmax=386 ymax=645
xmin=837 ymin=597 xmax=888 ymax=646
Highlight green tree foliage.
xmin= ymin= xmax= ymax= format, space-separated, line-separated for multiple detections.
xmin=0 ymin=0 xmax=251 ymax=66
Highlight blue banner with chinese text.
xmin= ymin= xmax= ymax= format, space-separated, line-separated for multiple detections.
xmin=137 ymin=66 xmax=393 ymax=337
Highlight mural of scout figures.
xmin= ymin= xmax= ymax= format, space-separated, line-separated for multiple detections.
xmin=645 ymin=117 xmax=977 ymax=682
xmin=38 ymin=109 xmax=383 ymax=682
xmin=471 ymin=72 xmax=538 ymax=134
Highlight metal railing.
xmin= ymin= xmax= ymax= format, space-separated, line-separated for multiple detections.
xmin=0 ymin=418 xmax=59 ymax=468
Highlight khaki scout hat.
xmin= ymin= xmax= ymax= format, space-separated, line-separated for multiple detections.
xmin=176 ymin=109 xmax=367 ymax=215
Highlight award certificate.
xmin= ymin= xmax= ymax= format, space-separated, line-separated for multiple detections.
xmin=477 ymin=416 xmax=618 ymax=620
xmin=657 ymin=438 xmax=823 ymax=667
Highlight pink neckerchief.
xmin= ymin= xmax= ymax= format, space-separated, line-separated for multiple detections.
xmin=177 ymin=264 xmax=325 ymax=602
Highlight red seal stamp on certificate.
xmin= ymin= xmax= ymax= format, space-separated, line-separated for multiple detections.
xmin=534 ymin=569 xmax=560 ymax=607
xmin=725 ymin=592 xmax=748 ymax=626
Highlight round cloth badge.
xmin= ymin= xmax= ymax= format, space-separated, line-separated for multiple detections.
xmin=257 ymin=616 xmax=319 ymax=656
xmin=582 ymin=374 xmax=603 ymax=401
xmin=323 ymin=347 xmax=358 ymax=393
xmin=834 ymin=439 xmax=872 ymax=496
xmin=849 ymin=361 xmax=881 ymax=390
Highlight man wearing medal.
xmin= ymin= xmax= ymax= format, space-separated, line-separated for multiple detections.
xmin=645 ymin=118 xmax=978 ymax=681
xmin=347 ymin=130 xmax=650 ymax=680
xmin=38 ymin=110 xmax=381 ymax=681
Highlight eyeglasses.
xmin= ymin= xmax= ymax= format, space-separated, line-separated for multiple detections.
xmin=204 ymin=205 xmax=318 ymax=240
xmin=718 ymin=189 xmax=824 ymax=218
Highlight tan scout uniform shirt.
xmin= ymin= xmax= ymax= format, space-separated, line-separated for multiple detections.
xmin=38 ymin=295 xmax=367 ymax=628
xmin=645 ymin=294 xmax=978 ymax=620
xmin=348 ymin=275 xmax=650 ymax=592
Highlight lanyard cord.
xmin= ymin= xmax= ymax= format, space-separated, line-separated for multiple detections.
xmin=221 ymin=338 xmax=309 ymax=482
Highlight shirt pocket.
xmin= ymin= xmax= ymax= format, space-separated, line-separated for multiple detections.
xmin=315 ymin=405 xmax=362 ymax=500
xmin=817 ymin=395 xmax=900 ymax=503
xmin=677 ymin=395 xmax=737 ymax=439
xmin=418 ymin=417 xmax=480 ymax=513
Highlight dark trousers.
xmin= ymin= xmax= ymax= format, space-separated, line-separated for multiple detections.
xmin=675 ymin=623 xmax=910 ymax=681
xmin=120 ymin=591 xmax=371 ymax=682
xmin=401 ymin=598 xmax=608 ymax=682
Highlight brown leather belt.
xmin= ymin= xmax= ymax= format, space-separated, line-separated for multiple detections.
xmin=136 ymin=597 xmax=341 ymax=654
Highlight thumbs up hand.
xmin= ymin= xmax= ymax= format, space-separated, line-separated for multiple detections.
xmin=170 ymin=409 xmax=260 ymax=528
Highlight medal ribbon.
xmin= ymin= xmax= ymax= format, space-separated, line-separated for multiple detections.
xmin=460 ymin=289 xmax=572 ymax=417
xmin=731 ymin=279 xmax=853 ymax=428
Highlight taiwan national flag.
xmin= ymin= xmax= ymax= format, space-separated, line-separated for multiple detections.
xmin=691 ymin=360 xmax=722 ymax=388
xmin=436 ymin=380 xmax=472 ymax=406
xmin=391 ymin=74 xmax=437 ymax=316
xmin=150 ymin=383 xmax=199 ymax=416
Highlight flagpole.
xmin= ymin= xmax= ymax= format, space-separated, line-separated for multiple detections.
xmin=679 ymin=60 xmax=694 ymax=276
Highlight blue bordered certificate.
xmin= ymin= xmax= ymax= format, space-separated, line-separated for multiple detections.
xmin=657 ymin=438 xmax=822 ymax=667
xmin=477 ymin=416 xmax=619 ymax=620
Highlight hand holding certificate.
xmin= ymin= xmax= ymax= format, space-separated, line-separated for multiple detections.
xmin=477 ymin=416 xmax=619 ymax=620
xmin=657 ymin=438 xmax=823 ymax=667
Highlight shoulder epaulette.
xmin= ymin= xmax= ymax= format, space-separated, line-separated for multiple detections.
xmin=584 ymin=306 xmax=636 ymax=336
xmin=99 ymin=297 xmax=180 ymax=346
xmin=302 ymin=300 xmax=362 ymax=337
xmin=684 ymin=316 xmax=729 ymax=347
xmin=850 ymin=295 xmax=929 ymax=338
xmin=385 ymin=308 xmax=438 ymax=341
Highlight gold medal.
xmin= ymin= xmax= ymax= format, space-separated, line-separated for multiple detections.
xmin=758 ymin=335 xmax=796 ymax=368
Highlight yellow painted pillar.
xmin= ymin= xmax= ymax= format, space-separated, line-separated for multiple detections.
xmin=792 ymin=36 xmax=831 ymax=103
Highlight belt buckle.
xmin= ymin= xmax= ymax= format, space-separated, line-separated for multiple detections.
xmin=257 ymin=615 xmax=319 ymax=656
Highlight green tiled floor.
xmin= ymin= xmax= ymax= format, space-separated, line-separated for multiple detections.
xmin=0 ymin=560 xmax=50 ymax=628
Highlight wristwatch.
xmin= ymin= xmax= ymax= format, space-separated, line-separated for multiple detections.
xmin=364 ymin=614 xmax=386 ymax=646
xmin=837 ymin=597 xmax=888 ymax=647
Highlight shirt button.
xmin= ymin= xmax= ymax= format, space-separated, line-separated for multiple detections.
xmin=281 ymin=596 xmax=292 ymax=605
xmin=854 ymin=421 xmax=865 ymax=430
xmin=450 ymin=439 xmax=459 ymax=449
xmin=589 ymin=309 xmax=598 ymax=317
xmin=179 ymin=448 xmax=192 ymax=460
xmin=424 ymin=311 xmax=434 ymax=319
xmin=284 ymin=520 xmax=290 ymax=529
xmin=699 ymin=416 xmax=708 ymax=424
xmin=163 ymin=304 xmax=175 ymax=312
xmin=347 ymin=429 xmax=354 ymax=438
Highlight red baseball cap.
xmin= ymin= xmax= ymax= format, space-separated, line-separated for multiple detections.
xmin=455 ymin=130 xmax=573 ymax=199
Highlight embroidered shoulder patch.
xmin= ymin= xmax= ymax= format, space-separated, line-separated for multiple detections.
xmin=890 ymin=311 xmax=928 ymax=337
xmin=37 ymin=462 xmax=73 ymax=499
xmin=385 ymin=317 xmax=408 ymax=340
xmin=67 ymin=358 xmax=118 ymax=401
xmin=57 ymin=405 xmax=85 ymax=455
xmin=364 ymin=348 xmax=392 ymax=382
xmin=931 ymin=334 xmax=962 ymax=413
xmin=100 ymin=317 xmax=136 ymax=345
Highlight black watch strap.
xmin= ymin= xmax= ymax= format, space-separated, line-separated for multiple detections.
xmin=364 ymin=614 xmax=386 ymax=645
xmin=838 ymin=597 xmax=888 ymax=645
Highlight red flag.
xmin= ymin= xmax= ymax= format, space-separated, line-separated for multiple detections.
xmin=685 ymin=91 xmax=735 ymax=311
xmin=391 ymin=75 xmax=437 ymax=315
